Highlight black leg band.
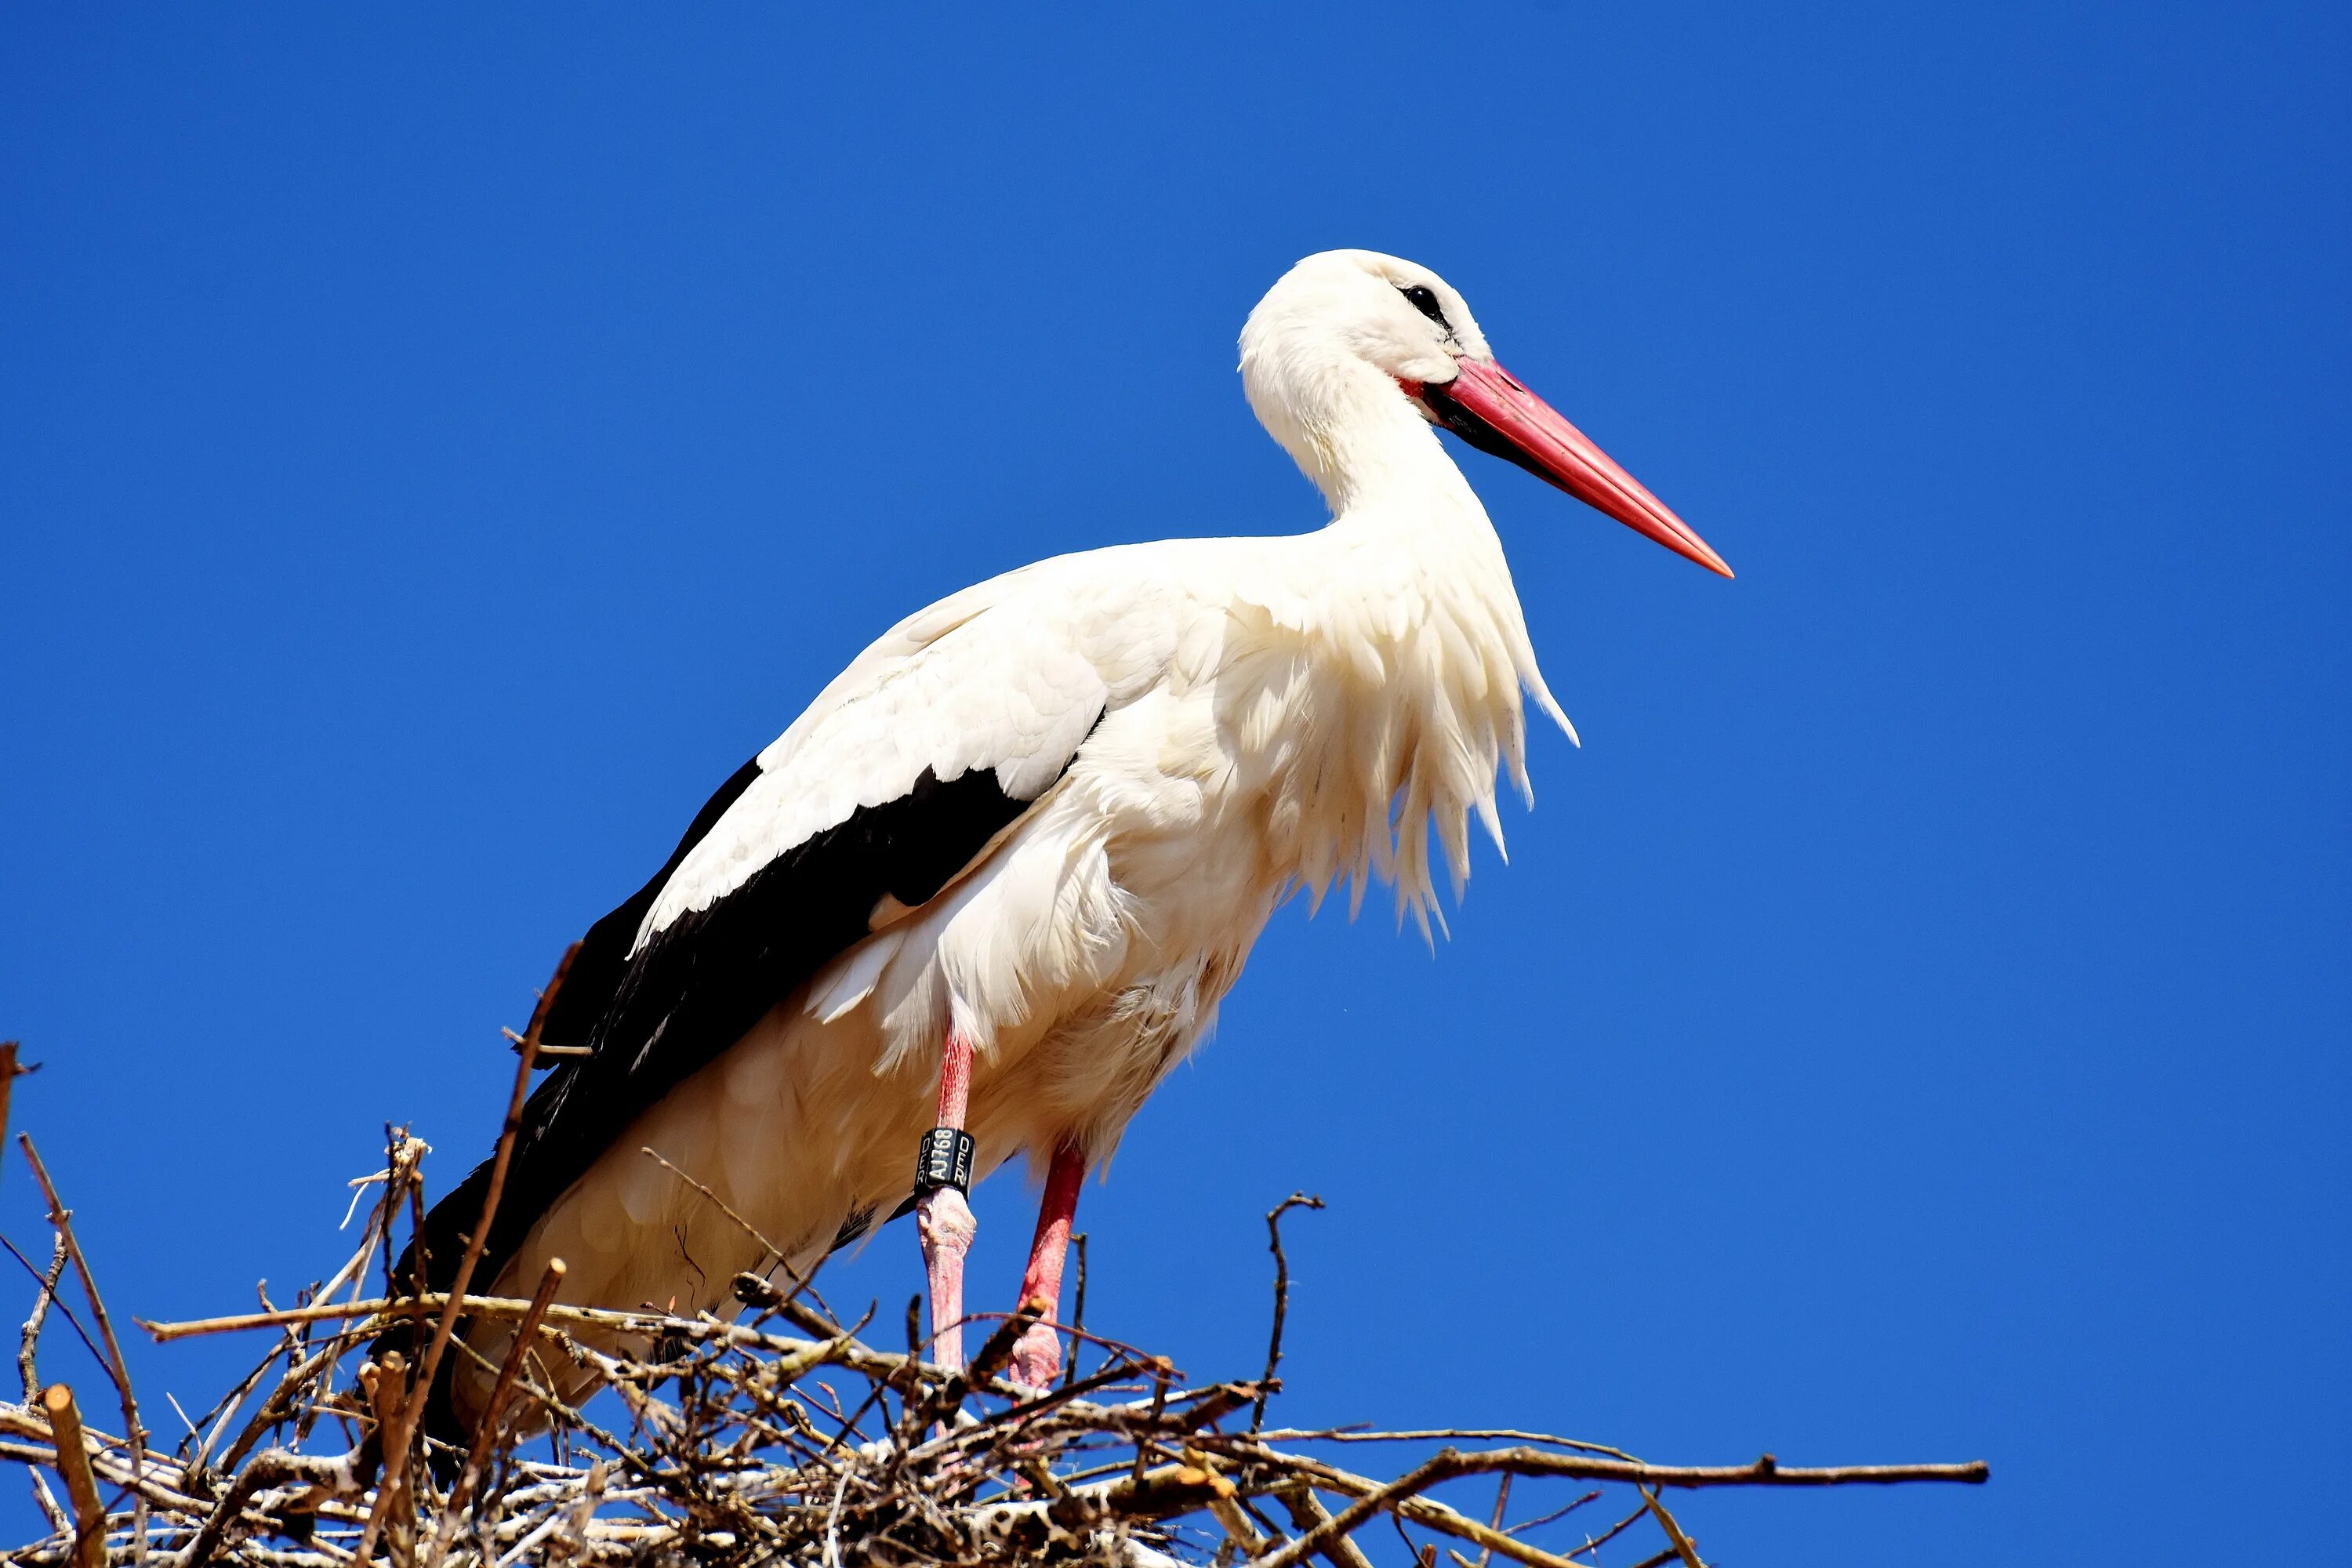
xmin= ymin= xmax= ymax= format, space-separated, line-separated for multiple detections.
xmin=914 ymin=1127 xmax=975 ymax=1197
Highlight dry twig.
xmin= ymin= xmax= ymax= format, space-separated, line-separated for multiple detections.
xmin=21 ymin=1136 xmax=149 ymax=1564
xmin=0 ymin=1042 xmax=24 ymax=1181
xmin=20 ymin=1230 xmax=71 ymax=1403
xmin=355 ymin=1011 xmax=541 ymax=1565
xmin=1253 ymin=1193 xmax=1322 ymax=1434
xmin=41 ymin=1383 xmax=105 ymax=1568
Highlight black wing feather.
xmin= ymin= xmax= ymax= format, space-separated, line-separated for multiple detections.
xmin=391 ymin=731 xmax=1096 ymax=1451
xmin=536 ymin=753 xmax=767 ymax=1049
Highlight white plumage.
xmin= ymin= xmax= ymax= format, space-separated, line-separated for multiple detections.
xmin=431 ymin=249 xmax=1729 ymax=1424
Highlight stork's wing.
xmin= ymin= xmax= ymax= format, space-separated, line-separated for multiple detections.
xmin=412 ymin=565 xmax=1111 ymax=1300
xmin=532 ymin=754 xmax=767 ymax=1053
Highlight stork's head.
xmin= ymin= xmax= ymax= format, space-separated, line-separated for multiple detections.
xmin=1240 ymin=249 xmax=1730 ymax=577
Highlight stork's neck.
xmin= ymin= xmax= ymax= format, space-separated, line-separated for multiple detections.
xmin=1254 ymin=361 xmax=1495 ymax=539
xmin=1235 ymin=360 xmax=1559 ymax=936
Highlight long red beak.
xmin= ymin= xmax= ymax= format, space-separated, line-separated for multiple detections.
xmin=1412 ymin=358 xmax=1733 ymax=579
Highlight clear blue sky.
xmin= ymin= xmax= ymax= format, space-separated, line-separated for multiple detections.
xmin=2 ymin=5 xmax=2344 ymax=1563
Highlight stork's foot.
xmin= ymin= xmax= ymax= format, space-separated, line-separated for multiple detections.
xmin=1007 ymin=1138 xmax=1087 ymax=1394
xmin=915 ymin=1185 xmax=976 ymax=1371
xmin=1007 ymin=1312 xmax=1062 ymax=1392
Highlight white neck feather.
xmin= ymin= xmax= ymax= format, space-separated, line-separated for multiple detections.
xmin=1230 ymin=348 xmax=1574 ymax=935
xmin=1244 ymin=347 xmax=1476 ymax=519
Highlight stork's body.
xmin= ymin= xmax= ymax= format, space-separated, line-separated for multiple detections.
xmin=405 ymin=251 xmax=1729 ymax=1431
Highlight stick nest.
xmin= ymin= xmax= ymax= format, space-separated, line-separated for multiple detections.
xmin=0 ymin=1040 xmax=1984 ymax=1568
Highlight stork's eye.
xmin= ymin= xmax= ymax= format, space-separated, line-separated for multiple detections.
xmin=1400 ymin=285 xmax=1450 ymax=328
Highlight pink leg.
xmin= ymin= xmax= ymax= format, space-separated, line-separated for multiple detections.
xmin=1007 ymin=1138 xmax=1086 ymax=1390
xmin=915 ymin=1033 xmax=977 ymax=1370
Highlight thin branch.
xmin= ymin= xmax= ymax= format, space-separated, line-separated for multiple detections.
xmin=1476 ymin=1473 xmax=1510 ymax=1568
xmin=1254 ymin=1192 xmax=1323 ymax=1433
xmin=640 ymin=1145 xmax=782 ymax=1271
xmin=1547 ymin=1497 xmax=1654 ymax=1566
xmin=354 ymin=1004 xmax=542 ymax=1566
xmin=1259 ymin=1428 xmax=1641 ymax=1464
xmin=20 ymin=1141 xmax=143 ymax=1454
xmin=0 ymin=1043 xmax=24 ymax=1189
xmin=1062 ymin=1232 xmax=1087 ymax=1392
xmin=1504 ymin=1489 xmax=1599 ymax=1539
xmin=28 ymin=1464 xmax=71 ymax=1539
xmin=20 ymin=1135 xmax=147 ymax=1563
xmin=424 ymin=1258 xmax=567 ymax=1568
xmin=1642 ymin=1487 xmax=1704 ymax=1568
xmin=512 ymin=942 xmax=581 ymax=1062
xmin=19 ymin=1230 xmax=70 ymax=1403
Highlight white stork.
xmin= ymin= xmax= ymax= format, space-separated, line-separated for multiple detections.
xmin=397 ymin=249 xmax=1730 ymax=1439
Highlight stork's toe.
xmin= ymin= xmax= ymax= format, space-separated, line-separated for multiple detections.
xmin=1007 ymin=1319 xmax=1063 ymax=1392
